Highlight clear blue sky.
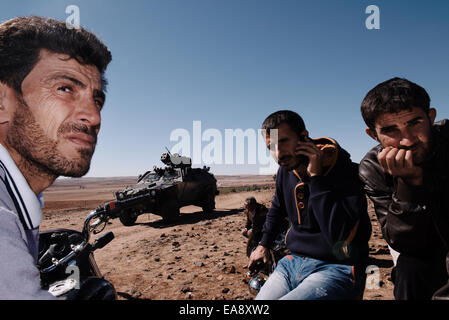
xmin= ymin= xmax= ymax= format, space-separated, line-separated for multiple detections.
xmin=2 ymin=0 xmax=448 ymax=176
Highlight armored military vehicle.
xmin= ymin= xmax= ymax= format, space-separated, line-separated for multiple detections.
xmin=114 ymin=152 xmax=219 ymax=226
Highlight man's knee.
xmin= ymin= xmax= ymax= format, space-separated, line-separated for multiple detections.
xmin=394 ymin=255 xmax=432 ymax=280
xmin=288 ymin=265 xmax=361 ymax=300
xmin=392 ymin=254 xmax=447 ymax=300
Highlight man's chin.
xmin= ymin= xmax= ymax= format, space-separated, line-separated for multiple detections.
xmin=55 ymin=149 xmax=93 ymax=177
xmin=279 ymin=162 xmax=299 ymax=171
xmin=59 ymin=162 xmax=91 ymax=177
xmin=52 ymin=150 xmax=93 ymax=177
xmin=412 ymin=156 xmax=425 ymax=166
xmin=411 ymin=150 xmax=428 ymax=166
xmin=63 ymin=143 xmax=95 ymax=158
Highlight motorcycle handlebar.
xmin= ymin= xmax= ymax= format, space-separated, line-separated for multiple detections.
xmin=41 ymin=202 xmax=118 ymax=274
xmin=82 ymin=201 xmax=121 ymax=241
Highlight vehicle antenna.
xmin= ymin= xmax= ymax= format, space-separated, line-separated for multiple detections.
xmin=165 ymin=146 xmax=172 ymax=156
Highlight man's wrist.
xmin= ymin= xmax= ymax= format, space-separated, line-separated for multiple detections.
xmin=396 ymin=177 xmax=425 ymax=202
xmin=401 ymin=176 xmax=423 ymax=186
xmin=258 ymin=241 xmax=272 ymax=250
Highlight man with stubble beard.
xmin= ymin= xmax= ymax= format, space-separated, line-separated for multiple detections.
xmin=248 ymin=110 xmax=371 ymax=300
xmin=0 ymin=16 xmax=111 ymax=299
xmin=359 ymin=77 xmax=449 ymax=300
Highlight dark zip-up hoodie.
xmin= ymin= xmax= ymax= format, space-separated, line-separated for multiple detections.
xmin=259 ymin=137 xmax=371 ymax=266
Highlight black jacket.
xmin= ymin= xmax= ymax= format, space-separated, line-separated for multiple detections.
xmin=359 ymin=119 xmax=449 ymax=258
xmin=260 ymin=137 xmax=372 ymax=266
xmin=433 ymin=252 xmax=449 ymax=300
xmin=245 ymin=203 xmax=268 ymax=235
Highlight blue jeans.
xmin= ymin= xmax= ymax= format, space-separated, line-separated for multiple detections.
xmin=255 ymin=254 xmax=365 ymax=300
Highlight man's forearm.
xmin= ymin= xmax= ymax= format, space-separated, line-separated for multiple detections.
xmin=396 ymin=178 xmax=425 ymax=203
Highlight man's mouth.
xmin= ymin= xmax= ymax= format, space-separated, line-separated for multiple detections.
xmin=399 ymin=143 xmax=422 ymax=155
xmin=404 ymin=144 xmax=418 ymax=151
xmin=65 ymin=132 xmax=96 ymax=150
xmin=278 ymin=156 xmax=292 ymax=166
xmin=59 ymin=122 xmax=98 ymax=152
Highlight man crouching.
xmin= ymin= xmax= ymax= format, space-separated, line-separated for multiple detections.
xmin=359 ymin=77 xmax=449 ymax=300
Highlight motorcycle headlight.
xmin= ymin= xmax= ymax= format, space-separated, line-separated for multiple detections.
xmin=248 ymin=275 xmax=266 ymax=295
xmin=150 ymin=190 xmax=156 ymax=196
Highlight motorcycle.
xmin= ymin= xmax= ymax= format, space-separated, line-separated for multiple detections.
xmin=38 ymin=201 xmax=121 ymax=300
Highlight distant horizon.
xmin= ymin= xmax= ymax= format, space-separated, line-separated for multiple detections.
xmin=56 ymin=173 xmax=277 ymax=180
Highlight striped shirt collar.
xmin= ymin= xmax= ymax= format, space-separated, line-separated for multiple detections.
xmin=0 ymin=144 xmax=43 ymax=230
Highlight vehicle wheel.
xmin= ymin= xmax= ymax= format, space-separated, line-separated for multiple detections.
xmin=201 ymin=198 xmax=215 ymax=213
xmin=161 ymin=200 xmax=180 ymax=223
xmin=201 ymin=195 xmax=215 ymax=214
xmin=119 ymin=211 xmax=138 ymax=226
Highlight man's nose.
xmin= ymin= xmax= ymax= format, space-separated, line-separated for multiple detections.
xmin=76 ymin=96 xmax=101 ymax=129
xmin=273 ymin=144 xmax=282 ymax=160
xmin=399 ymin=127 xmax=417 ymax=147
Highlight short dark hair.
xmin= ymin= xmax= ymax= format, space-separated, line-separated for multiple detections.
xmin=0 ymin=16 xmax=112 ymax=93
xmin=361 ymin=77 xmax=431 ymax=130
xmin=261 ymin=110 xmax=306 ymax=136
xmin=245 ymin=197 xmax=256 ymax=205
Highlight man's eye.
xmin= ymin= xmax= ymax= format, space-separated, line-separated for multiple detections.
xmin=95 ymin=100 xmax=104 ymax=109
xmin=57 ymin=85 xmax=73 ymax=93
xmin=380 ymin=127 xmax=397 ymax=134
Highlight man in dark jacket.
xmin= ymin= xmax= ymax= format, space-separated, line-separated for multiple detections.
xmin=433 ymin=252 xmax=449 ymax=300
xmin=242 ymin=197 xmax=269 ymax=257
xmin=242 ymin=196 xmax=268 ymax=240
xmin=359 ymin=77 xmax=449 ymax=300
xmin=242 ymin=196 xmax=289 ymax=258
xmin=248 ymin=110 xmax=371 ymax=300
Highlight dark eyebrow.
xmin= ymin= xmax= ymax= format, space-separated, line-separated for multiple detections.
xmin=54 ymin=75 xmax=87 ymax=88
xmin=379 ymin=124 xmax=398 ymax=132
xmin=51 ymin=74 xmax=106 ymax=105
xmin=407 ymin=116 xmax=424 ymax=124
xmin=379 ymin=116 xmax=425 ymax=132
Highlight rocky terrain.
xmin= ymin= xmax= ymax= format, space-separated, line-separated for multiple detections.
xmin=40 ymin=176 xmax=394 ymax=300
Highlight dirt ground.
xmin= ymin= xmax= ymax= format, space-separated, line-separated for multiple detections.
xmin=40 ymin=176 xmax=394 ymax=300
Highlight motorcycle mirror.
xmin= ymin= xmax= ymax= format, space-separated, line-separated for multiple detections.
xmin=92 ymin=232 xmax=115 ymax=251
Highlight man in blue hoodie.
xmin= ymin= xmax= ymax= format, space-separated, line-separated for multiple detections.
xmin=248 ymin=110 xmax=371 ymax=300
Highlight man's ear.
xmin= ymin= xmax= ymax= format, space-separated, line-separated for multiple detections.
xmin=428 ymin=108 xmax=437 ymax=124
xmin=0 ymin=82 xmax=14 ymax=141
xmin=300 ymin=129 xmax=309 ymax=140
xmin=0 ymin=82 xmax=11 ymax=123
xmin=365 ymin=127 xmax=378 ymax=142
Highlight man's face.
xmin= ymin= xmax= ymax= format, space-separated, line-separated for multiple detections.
xmin=244 ymin=201 xmax=255 ymax=212
xmin=366 ymin=106 xmax=436 ymax=165
xmin=265 ymin=122 xmax=304 ymax=171
xmin=5 ymin=49 xmax=104 ymax=177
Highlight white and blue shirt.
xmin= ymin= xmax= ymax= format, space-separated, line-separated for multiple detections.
xmin=0 ymin=144 xmax=43 ymax=230
xmin=0 ymin=144 xmax=53 ymax=299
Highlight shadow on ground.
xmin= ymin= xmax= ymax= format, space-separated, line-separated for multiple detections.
xmin=367 ymin=256 xmax=394 ymax=269
xmin=136 ymin=208 xmax=245 ymax=229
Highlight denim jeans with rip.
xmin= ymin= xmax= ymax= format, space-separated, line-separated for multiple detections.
xmin=255 ymin=254 xmax=365 ymax=300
